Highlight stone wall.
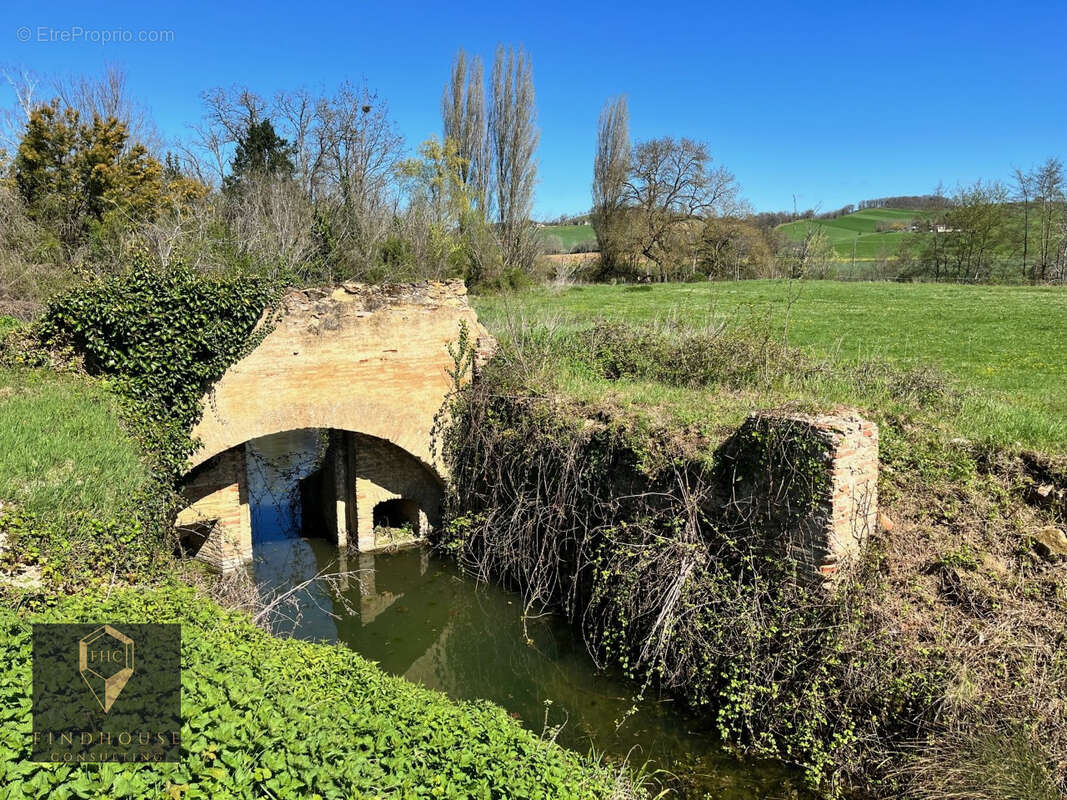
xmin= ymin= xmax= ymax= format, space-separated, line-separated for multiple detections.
xmin=714 ymin=411 xmax=879 ymax=586
xmin=177 ymin=280 xmax=490 ymax=570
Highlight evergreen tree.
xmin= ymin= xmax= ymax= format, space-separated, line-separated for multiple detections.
xmin=13 ymin=101 xmax=163 ymax=249
xmin=224 ymin=118 xmax=295 ymax=191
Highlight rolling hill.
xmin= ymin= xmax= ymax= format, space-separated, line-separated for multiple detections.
xmin=540 ymin=223 xmax=598 ymax=251
xmin=777 ymin=208 xmax=937 ymax=261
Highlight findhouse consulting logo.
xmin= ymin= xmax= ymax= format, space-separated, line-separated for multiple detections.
xmin=79 ymin=625 xmax=134 ymax=712
xmin=32 ymin=624 xmax=180 ymax=762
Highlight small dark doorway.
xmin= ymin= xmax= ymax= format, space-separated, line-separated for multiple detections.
xmin=297 ymin=467 xmax=328 ymax=536
xmin=372 ymin=498 xmax=421 ymax=534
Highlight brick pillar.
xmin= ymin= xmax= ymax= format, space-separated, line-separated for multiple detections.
xmin=354 ymin=491 xmax=376 ymax=552
xmin=176 ymin=445 xmax=253 ymax=572
xmin=319 ymin=431 xmax=357 ymax=549
xmin=817 ymin=415 xmax=879 ymax=583
xmin=330 ymin=431 xmax=352 ymax=549
xmin=352 ymin=437 xmax=376 ymax=553
xmin=716 ymin=412 xmax=879 ymax=588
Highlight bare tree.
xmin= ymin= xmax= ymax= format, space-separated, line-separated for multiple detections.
xmin=442 ymin=50 xmax=491 ymax=213
xmin=0 ymin=66 xmax=39 ymax=155
xmin=1012 ymin=166 xmax=1032 ymax=281
xmin=622 ymin=137 xmax=739 ymax=280
xmin=1033 ymin=157 xmax=1064 ymax=282
xmin=489 ymin=45 xmax=539 ymax=272
xmin=52 ymin=65 xmax=161 ymax=152
xmin=180 ymin=81 xmax=404 ymax=279
xmin=314 ymin=81 xmax=404 ymax=275
xmin=185 ymin=87 xmax=267 ymax=185
xmin=591 ymin=95 xmax=631 ymax=274
xmin=275 ymin=87 xmax=326 ymax=201
xmin=229 ymin=172 xmax=318 ymax=279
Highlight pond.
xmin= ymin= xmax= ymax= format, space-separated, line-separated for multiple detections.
xmin=250 ymin=534 xmax=809 ymax=798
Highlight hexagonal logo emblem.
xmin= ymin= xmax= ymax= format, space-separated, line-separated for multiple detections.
xmin=33 ymin=623 xmax=180 ymax=762
xmin=78 ymin=625 xmax=134 ymax=712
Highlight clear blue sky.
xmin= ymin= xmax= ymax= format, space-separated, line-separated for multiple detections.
xmin=2 ymin=0 xmax=1065 ymax=218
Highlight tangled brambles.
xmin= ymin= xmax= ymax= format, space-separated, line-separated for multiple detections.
xmin=438 ymin=320 xmax=1066 ymax=798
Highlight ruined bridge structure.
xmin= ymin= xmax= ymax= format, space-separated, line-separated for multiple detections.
xmin=175 ymin=279 xmax=881 ymax=586
xmin=176 ymin=281 xmax=494 ymax=571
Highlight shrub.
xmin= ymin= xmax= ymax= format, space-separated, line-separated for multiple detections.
xmin=34 ymin=263 xmax=278 ymax=479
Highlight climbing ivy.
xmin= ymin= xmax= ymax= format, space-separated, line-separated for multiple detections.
xmin=0 ymin=264 xmax=280 ymax=586
xmin=35 ymin=263 xmax=279 ymax=479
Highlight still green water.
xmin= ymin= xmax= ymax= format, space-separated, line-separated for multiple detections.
xmin=252 ymin=536 xmax=808 ymax=798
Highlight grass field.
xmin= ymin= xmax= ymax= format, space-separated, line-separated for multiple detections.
xmin=0 ymin=367 xmax=149 ymax=522
xmin=541 ymin=223 xmax=598 ymax=251
xmin=474 ymin=281 xmax=1067 ymax=454
xmin=544 ymin=210 xmax=931 ymax=262
xmin=777 ymin=208 xmax=935 ymax=261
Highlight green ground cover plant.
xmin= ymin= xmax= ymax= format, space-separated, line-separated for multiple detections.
xmin=0 ymin=585 xmax=618 ymax=799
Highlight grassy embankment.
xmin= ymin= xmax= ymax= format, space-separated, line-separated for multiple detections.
xmin=462 ymin=280 xmax=1067 ymax=798
xmin=0 ymin=319 xmax=621 ymax=799
xmin=0 ymin=368 xmax=145 ymax=523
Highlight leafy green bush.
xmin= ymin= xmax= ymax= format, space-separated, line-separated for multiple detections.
xmin=35 ymin=264 xmax=278 ymax=479
xmin=0 ymin=584 xmax=617 ymax=799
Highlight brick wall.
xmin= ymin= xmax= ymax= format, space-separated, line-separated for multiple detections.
xmin=823 ymin=415 xmax=879 ymax=581
xmin=351 ymin=433 xmax=444 ymax=552
xmin=175 ymin=445 xmax=252 ymax=571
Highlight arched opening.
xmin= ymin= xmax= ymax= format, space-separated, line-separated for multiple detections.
xmin=176 ymin=426 xmax=444 ymax=571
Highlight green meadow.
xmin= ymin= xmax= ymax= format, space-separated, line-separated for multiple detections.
xmin=541 ymin=223 xmax=598 ymax=250
xmin=474 ymin=280 xmax=1067 ymax=453
xmin=0 ymin=367 xmax=149 ymax=523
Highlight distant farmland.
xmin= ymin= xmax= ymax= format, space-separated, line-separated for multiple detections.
xmin=543 ymin=209 xmax=943 ymax=270
xmin=541 ymin=223 xmax=598 ymax=251
xmin=777 ymin=208 xmax=935 ymax=261
xmin=545 ymin=209 xmax=935 ymax=261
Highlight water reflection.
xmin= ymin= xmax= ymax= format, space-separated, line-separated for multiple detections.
xmin=251 ymin=535 xmax=807 ymax=799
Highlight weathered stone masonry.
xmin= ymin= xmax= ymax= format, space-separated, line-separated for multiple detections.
xmin=176 ymin=280 xmax=492 ymax=571
xmin=175 ymin=447 xmax=251 ymax=572
xmin=174 ymin=279 xmax=880 ymax=582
